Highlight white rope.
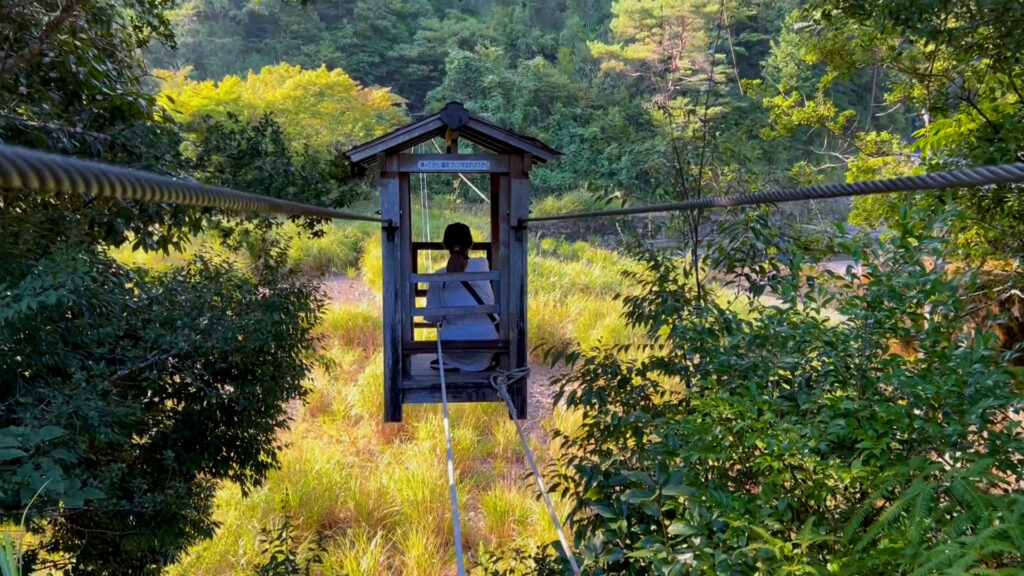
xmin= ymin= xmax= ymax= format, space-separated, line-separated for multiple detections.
xmin=491 ymin=370 xmax=583 ymax=576
xmin=431 ymin=139 xmax=490 ymax=203
xmin=420 ymin=166 xmax=433 ymax=270
xmin=435 ymin=329 xmax=467 ymax=576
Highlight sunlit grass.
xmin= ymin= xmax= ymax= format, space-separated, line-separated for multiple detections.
xmin=166 ymin=197 xmax=641 ymax=574
xmin=286 ymin=221 xmax=375 ymax=276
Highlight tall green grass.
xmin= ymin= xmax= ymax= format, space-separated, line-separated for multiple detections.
xmin=163 ymin=194 xmax=642 ymax=574
xmin=286 ymin=222 xmax=374 ymax=276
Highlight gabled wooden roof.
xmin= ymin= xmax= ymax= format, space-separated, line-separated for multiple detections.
xmin=344 ymin=102 xmax=561 ymax=167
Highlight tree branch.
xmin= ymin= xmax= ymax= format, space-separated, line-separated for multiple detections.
xmin=0 ymin=0 xmax=81 ymax=77
xmin=110 ymin=352 xmax=174 ymax=382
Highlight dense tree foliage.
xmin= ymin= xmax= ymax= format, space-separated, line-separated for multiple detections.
xmin=754 ymin=0 xmax=1024 ymax=257
xmin=537 ymin=211 xmax=1024 ymax=574
xmin=157 ymin=63 xmax=406 ymax=149
xmin=0 ymin=1 xmax=348 ymax=573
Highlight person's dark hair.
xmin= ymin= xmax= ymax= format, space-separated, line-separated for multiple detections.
xmin=443 ymin=223 xmax=473 ymax=273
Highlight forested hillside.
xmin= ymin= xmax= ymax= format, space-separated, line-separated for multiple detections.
xmin=2 ymin=0 xmax=1022 ymax=574
xmin=150 ymin=0 xmax=884 ymax=202
xmin=149 ymin=0 xmax=1023 ymax=257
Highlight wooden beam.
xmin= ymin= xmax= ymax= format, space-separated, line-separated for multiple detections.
xmin=403 ymin=387 xmax=502 ymax=405
xmin=411 ymin=305 xmax=498 ymax=317
xmin=398 ymin=154 xmax=509 ymax=173
xmin=346 ymin=118 xmax=446 ymax=165
xmin=509 ymin=154 xmax=531 ymax=418
xmin=496 ymin=173 xmax=511 ymax=372
xmin=410 ymin=271 xmax=500 ymax=283
xmin=463 ymin=118 xmax=561 ymax=162
xmin=399 ymin=173 xmax=413 ymax=355
xmin=403 ymin=340 xmax=507 ymax=352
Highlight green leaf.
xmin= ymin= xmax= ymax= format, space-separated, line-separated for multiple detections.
xmin=667 ymin=522 xmax=698 ymax=538
xmin=0 ymin=449 xmax=28 ymax=462
xmin=37 ymin=426 xmax=64 ymax=442
xmin=625 ymin=489 xmax=655 ymax=503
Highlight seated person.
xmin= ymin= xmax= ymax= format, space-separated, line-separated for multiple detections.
xmin=423 ymin=223 xmax=499 ymax=371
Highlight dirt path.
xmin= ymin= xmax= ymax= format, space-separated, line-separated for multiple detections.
xmin=322 ymin=274 xmax=379 ymax=307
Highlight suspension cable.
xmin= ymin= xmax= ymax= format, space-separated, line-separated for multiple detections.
xmin=435 ymin=329 xmax=467 ymax=576
xmin=491 ymin=370 xmax=582 ymax=576
xmin=523 ymin=162 xmax=1024 ymax=224
xmin=0 ymin=144 xmax=388 ymax=224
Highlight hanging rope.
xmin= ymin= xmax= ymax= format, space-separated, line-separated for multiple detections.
xmin=0 ymin=144 xmax=388 ymax=224
xmin=524 ymin=162 xmax=1024 ymax=224
xmin=431 ymin=138 xmax=490 ymax=203
xmin=435 ymin=331 xmax=467 ymax=576
xmin=420 ymin=164 xmax=434 ymax=270
xmin=491 ymin=369 xmax=583 ymax=576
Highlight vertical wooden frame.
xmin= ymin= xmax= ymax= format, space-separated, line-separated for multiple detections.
xmin=399 ymin=172 xmax=413 ymax=352
xmin=509 ymin=154 xmax=530 ymax=418
xmin=496 ymin=173 xmax=512 ymax=373
xmin=380 ymin=152 xmax=403 ymax=423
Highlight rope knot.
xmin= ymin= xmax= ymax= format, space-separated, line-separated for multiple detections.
xmin=489 ymin=368 xmax=530 ymax=412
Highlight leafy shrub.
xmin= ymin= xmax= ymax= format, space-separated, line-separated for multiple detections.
xmin=0 ymin=246 xmax=321 ymax=575
xmin=547 ymin=210 xmax=1024 ymax=574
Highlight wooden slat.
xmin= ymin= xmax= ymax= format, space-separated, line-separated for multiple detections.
xmin=403 ymin=340 xmax=507 ymax=353
xmin=463 ymin=118 xmax=561 ymax=162
xmin=403 ymin=371 xmax=498 ymax=386
xmin=398 ymin=154 xmax=509 ymax=173
xmin=346 ymin=118 xmax=446 ymax=164
xmin=412 ymin=305 xmax=498 ymax=317
xmin=403 ymin=386 xmax=502 ymax=405
xmin=411 ymin=271 xmax=500 ymax=283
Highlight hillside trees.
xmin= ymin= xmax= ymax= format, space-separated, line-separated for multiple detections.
xmin=755 ymin=0 xmax=1024 ymax=257
xmin=156 ymin=63 xmax=406 ymax=150
xmin=148 ymin=0 xmax=611 ymax=113
xmin=0 ymin=1 xmax=358 ymax=573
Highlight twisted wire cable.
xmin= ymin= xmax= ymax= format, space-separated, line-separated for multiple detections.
xmin=490 ymin=369 xmax=582 ymax=576
xmin=0 ymin=144 xmax=387 ymax=224
xmin=525 ymin=162 xmax=1024 ymax=223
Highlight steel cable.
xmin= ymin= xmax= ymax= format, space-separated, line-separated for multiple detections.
xmin=490 ymin=369 xmax=582 ymax=576
xmin=0 ymin=144 xmax=387 ymax=224
xmin=524 ymin=162 xmax=1024 ymax=224
xmin=434 ymin=330 xmax=467 ymax=576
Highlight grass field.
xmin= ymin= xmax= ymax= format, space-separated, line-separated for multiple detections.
xmin=152 ymin=199 xmax=639 ymax=574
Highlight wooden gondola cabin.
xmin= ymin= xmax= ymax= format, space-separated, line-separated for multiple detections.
xmin=345 ymin=102 xmax=561 ymax=423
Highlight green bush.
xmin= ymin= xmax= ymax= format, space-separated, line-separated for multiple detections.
xmin=546 ymin=210 xmax=1024 ymax=574
xmin=0 ymin=246 xmax=321 ymax=575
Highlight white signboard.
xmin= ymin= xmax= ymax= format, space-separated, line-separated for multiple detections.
xmin=416 ymin=159 xmax=491 ymax=171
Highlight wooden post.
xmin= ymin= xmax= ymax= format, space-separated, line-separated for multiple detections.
xmin=489 ymin=174 xmax=500 ymax=272
xmin=509 ymin=154 xmax=530 ymax=419
xmin=399 ymin=172 xmax=413 ymax=350
xmin=495 ymin=172 xmax=511 ymax=374
xmin=380 ymin=152 xmax=403 ymax=422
